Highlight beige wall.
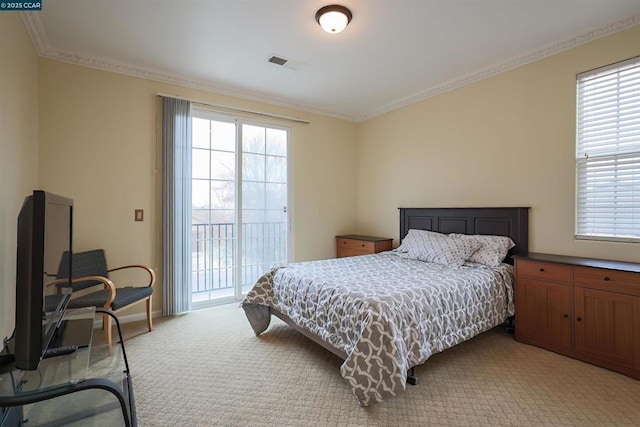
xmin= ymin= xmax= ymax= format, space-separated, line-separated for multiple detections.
xmin=38 ymin=59 xmax=358 ymax=317
xmin=0 ymin=14 xmax=40 ymax=339
xmin=357 ymin=25 xmax=640 ymax=263
xmin=4 ymin=19 xmax=638 ymax=329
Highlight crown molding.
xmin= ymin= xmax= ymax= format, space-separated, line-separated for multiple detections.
xmin=43 ymin=49 xmax=357 ymax=121
xmin=21 ymin=10 xmax=640 ymax=123
xmin=18 ymin=11 xmax=356 ymax=122
xmin=358 ymin=13 xmax=640 ymax=121
xmin=20 ymin=11 xmax=49 ymax=54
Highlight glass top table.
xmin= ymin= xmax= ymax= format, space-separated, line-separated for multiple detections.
xmin=0 ymin=307 xmax=136 ymax=426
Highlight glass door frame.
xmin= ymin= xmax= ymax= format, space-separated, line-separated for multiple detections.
xmin=190 ymin=109 xmax=292 ymax=308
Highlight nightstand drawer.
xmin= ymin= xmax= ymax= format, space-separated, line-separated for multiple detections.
xmin=335 ymin=235 xmax=393 ymax=258
xmin=516 ymin=259 xmax=572 ymax=283
xmin=337 ymin=238 xmax=375 ymax=252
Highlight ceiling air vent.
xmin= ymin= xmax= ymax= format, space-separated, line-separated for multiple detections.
xmin=268 ymin=55 xmax=288 ymax=66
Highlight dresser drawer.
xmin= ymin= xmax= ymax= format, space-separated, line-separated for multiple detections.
xmin=337 ymin=238 xmax=375 ymax=252
xmin=516 ymin=259 xmax=572 ymax=283
xmin=574 ymin=266 xmax=640 ymax=296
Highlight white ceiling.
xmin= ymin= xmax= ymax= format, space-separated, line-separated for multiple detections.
xmin=22 ymin=0 xmax=640 ymax=122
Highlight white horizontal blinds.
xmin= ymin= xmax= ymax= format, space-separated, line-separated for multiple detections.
xmin=576 ymin=56 xmax=640 ymax=242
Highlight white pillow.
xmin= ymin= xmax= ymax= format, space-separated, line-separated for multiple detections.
xmin=451 ymin=234 xmax=515 ymax=267
xmin=397 ymin=229 xmax=482 ymax=266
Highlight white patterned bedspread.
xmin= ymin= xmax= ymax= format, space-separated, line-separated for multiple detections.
xmin=242 ymin=252 xmax=515 ymax=405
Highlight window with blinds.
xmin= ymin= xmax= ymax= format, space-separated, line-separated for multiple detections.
xmin=575 ymin=56 xmax=640 ymax=242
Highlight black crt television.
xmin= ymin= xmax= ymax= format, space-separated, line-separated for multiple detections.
xmin=14 ymin=190 xmax=73 ymax=370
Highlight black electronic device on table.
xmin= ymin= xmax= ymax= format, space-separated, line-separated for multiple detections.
xmin=42 ymin=345 xmax=78 ymax=359
xmin=48 ymin=318 xmax=93 ymax=350
xmin=0 ymin=353 xmax=15 ymax=375
xmin=0 ymin=337 xmax=15 ymax=372
xmin=12 ymin=191 xmax=74 ymax=371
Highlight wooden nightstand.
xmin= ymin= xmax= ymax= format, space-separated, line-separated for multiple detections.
xmin=336 ymin=235 xmax=393 ymax=258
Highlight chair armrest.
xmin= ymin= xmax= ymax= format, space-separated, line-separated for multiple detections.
xmin=46 ymin=278 xmax=70 ymax=287
xmin=108 ymin=265 xmax=156 ymax=288
xmin=70 ymin=275 xmax=117 ymax=308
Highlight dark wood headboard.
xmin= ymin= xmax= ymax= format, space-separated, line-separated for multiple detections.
xmin=399 ymin=207 xmax=530 ymax=262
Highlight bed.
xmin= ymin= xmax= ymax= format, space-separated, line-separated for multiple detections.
xmin=242 ymin=207 xmax=529 ymax=405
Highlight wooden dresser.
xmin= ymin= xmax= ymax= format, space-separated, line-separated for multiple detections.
xmin=336 ymin=235 xmax=393 ymax=258
xmin=514 ymin=253 xmax=640 ymax=380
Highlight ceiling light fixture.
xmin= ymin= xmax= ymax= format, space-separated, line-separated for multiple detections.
xmin=315 ymin=5 xmax=352 ymax=34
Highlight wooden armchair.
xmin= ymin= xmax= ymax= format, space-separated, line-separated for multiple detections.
xmin=56 ymin=249 xmax=155 ymax=345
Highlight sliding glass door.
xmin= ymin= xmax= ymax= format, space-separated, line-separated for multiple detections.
xmin=240 ymin=124 xmax=289 ymax=294
xmin=191 ymin=111 xmax=290 ymax=306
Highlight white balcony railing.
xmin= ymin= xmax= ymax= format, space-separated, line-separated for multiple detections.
xmin=191 ymin=222 xmax=287 ymax=302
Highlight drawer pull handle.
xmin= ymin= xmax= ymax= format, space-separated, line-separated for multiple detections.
xmin=361 ymin=244 xmax=365 ymax=247
xmin=603 ymin=276 xmax=610 ymax=281
xmin=539 ymin=268 xmax=545 ymax=272
xmin=343 ymin=242 xmax=346 ymax=244
xmin=576 ymin=317 xmax=582 ymax=322
xmin=563 ymin=314 xmax=569 ymax=318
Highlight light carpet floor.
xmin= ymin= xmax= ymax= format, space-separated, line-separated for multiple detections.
xmin=118 ymin=303 xmax=640 ymax=426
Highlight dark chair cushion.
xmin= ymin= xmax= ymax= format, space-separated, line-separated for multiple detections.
xmin=57 ymin=249 xmax=110 ymax=292
xmin=67 ymin=286 xmax=153 ymax=311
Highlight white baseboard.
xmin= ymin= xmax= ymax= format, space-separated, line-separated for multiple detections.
xmin=93 ymin=310 xmax=163 ymax=328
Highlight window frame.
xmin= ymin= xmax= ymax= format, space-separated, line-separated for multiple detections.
xmin=575 ymin=56 xmax=640 ymax=243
